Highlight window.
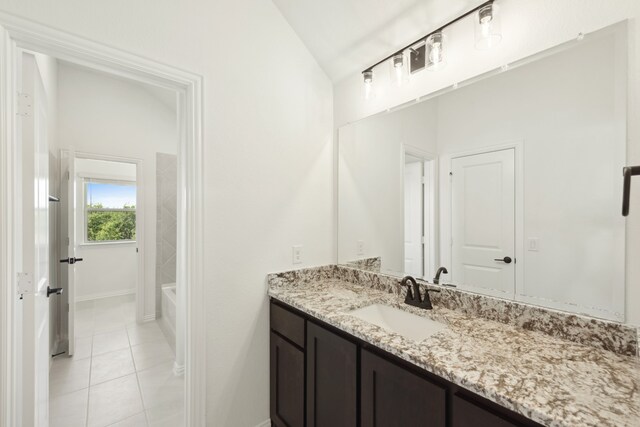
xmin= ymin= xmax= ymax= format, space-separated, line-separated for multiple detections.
xmin=84 ymin=179 xmax=137 ymax=243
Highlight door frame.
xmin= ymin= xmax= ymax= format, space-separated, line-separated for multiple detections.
xmin=402 ymin=145 xmax=438 ymax=281
xmin=439 ymin=140 xmax=524 ymax=297
xmin=0 ymin=12 xmax=206 ymax=426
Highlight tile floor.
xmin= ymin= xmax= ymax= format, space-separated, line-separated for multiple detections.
xmin=49 ymin=294 xmax=184 ymax=427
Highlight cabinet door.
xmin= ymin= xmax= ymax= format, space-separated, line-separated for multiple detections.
xmin=307 ymin=322 xmax=357 ymax=427
xmin=452 ymin=394 xmax=522 ymax=427
xmin=271 ymin=332 xmax=305 ymax=427
xmin=361 ymin=350 xmax=446 ymax=427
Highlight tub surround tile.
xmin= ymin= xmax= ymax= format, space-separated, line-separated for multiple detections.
xmin=156 ymin=152 xmax=177 ymax=318
xmin=268 ymin=265 xmax=637 ymax=356
xmin=268 ymin=273 xmax=640 ymax=427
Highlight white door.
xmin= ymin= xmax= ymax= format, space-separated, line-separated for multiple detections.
xmin=404 ymin=160 xmax=423 ymax=277
xmin=59 ymin=150 xmax=77 ymax=355
xmin=451 ymin=148 xmax=515 ymax=298
xmin=21 ymin=52 xmax=50 ymax=427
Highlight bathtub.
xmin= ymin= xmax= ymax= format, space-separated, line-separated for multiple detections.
xmin=160 ymin=283 xmax=177 ymax=354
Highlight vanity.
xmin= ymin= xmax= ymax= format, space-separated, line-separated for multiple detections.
xmin=267 ymin=266 xmax=639 ymax=427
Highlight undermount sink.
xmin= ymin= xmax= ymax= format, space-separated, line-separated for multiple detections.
xmin=347 ymin=304 xmax=447 ymax=342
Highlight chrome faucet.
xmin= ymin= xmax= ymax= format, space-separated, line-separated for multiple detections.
xmin=433 ymin=267 xmax=448 ymax=285
xmin=401 ymin=276 xmax=440 ymax=310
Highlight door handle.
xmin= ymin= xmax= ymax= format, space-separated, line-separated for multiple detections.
xmin=60 ymin=257 xmax=83 ymax=264
xmin=494 ymin=256 xmax=513 ymax=264
xmin=46 ymin=286 xmax=63 ymax=297
xmin=622 ymin=166 xmax=640 ymax=216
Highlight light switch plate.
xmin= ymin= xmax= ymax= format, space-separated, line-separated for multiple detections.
xmin=292 ymin=245 xmax=303 ymax=264
xmin=527 ymin=238 xmax=540 ymax=251
xmin=357 ymin=240 xmax=364 ymax=255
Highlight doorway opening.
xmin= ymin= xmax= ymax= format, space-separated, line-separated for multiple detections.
xmin=403 ymin=150 xmax=436 ymax=281
xmin=0 ymin=15 xmax=205 ymax=427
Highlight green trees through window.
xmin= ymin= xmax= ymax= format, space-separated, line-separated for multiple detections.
xmin=87 ymin=204 xmax=136 ymax=241
xmin=85 ymin=181 xmax=137 ymax=242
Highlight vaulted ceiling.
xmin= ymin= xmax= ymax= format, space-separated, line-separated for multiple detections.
xmin=272 ymin=0 xmax=483 ymax=83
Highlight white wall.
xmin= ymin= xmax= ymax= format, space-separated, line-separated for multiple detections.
xmin=0 ymin=2 xmax=335 ymax=424
xmin=334 ymin=0 xmax=640 ymax=326
xmin=338 ymin=99 xmax=437 ymax=274
xmin=74 ymin=158 xmax=138 ymax=301
xmin=57 ymin=63 xmax=177 ymax=310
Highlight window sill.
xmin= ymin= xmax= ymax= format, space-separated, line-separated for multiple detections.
xmin=79 ymin=241 xmax=137 ymax=247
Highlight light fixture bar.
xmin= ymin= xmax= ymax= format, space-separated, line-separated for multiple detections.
xmin=362 ymin=0 xmax=494 ymax=75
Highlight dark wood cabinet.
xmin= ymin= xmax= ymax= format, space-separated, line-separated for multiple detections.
xmin=306 ymin=321 xmax=357 ymax=427
xmin=361 ymin=349 xmax=446 ymax=427
xmin=269 ymin=301 xmax=542 ymax=427
xmin=270 ymin=332 xmax=305 ymax=427
xmin=452 ymin=393 xmax=523 ymax=427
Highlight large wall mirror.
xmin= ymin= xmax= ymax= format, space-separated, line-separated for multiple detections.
xmin=338 ymin=22 xmax=627 ymax=321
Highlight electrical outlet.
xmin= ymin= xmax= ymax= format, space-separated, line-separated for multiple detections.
xmin=357 ymin=240 xmax=364 ymax=255
xmin=292 ymin=245 xmax=303 ymax=264
xmin=527 ymin=238 xmax=539 ymax=252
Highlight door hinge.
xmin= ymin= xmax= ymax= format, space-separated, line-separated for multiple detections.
xmin=66 ymin=170 xmax=70 ymax=180
xmin=421 ymin=236 xmax=426 ymax=244
xmin=17 ymin=92 xmax=33 ymax=117
xmin=17 ymin=272 xmax=33 ymax=299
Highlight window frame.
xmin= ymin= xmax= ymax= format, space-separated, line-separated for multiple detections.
xmin=83 ymin=177 xmax=137 ymax=244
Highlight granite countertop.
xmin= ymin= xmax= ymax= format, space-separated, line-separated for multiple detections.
xmin=268 ymin=277 xmax=640 ymax=427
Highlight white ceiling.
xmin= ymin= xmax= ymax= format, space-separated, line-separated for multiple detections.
xmin=272 ymin=0 xmax=483 ymax=83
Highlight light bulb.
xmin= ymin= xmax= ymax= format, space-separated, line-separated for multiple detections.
xmin=363 ymin=70 xmax=374 ymax=100
xmin=475 ymin=3 xmax=502 ymax=50
xmin=426 ymin=32 xmax=445 ymax=71
xmin=389 ymin=53 xmax=409 ymax=87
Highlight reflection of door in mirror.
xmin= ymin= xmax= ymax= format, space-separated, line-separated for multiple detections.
xmin=404 ymin=157 xmax=423 ymax=277
xmin=451 ymin=148 xmax=515 ymax=299
xmin=404 ymin=153 xmax=435 ymax=280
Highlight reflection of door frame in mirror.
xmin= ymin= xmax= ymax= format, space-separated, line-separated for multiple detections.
xmin=0 ymin=13 xmax=205 ymax=426
xmin=440 ymin=140 xmax=524 ymax=295
xmin=402 ymin=145 xmax=438 ymax=281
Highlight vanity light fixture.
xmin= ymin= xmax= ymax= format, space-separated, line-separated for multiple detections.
xmin=426 ymin=32 xmax=446 ymax=70
xmin=389 ymin=52 xmax=409 ymax=86
xmin=475 ymin=2 xmax=502 ymax=50
xmin=363 ymin=70 xmax=374 ymax=99
xmin=361 ymin=0 xmax=501 ymax=95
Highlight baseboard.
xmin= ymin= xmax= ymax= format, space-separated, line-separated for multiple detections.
xmin=143 ymin=313 xmax=156 ymax=322
xmin=75 ymin=288 xmax=135 ymax=302
xmin=255 ymin=420 xmax=271 ymax=427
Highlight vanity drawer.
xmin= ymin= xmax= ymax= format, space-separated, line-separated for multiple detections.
xmin=270 ymin=302 xmax=305 ymax=348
